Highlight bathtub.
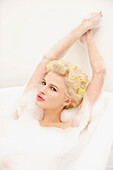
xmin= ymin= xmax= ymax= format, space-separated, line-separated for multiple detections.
xmin=0 ymin=85 xmax=113 ymax=170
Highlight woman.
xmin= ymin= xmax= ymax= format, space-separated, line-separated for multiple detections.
xmin=0 ymin=11 xmax=107 ymax=170
xmin=21 ymin=11 xmax=106 ymax=129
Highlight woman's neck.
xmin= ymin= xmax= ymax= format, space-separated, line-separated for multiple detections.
xmin=41 ymin=107 xmax=64 ymax=123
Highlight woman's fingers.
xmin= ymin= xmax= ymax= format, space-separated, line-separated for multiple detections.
xmin=83 ymin=11 xmax=103 ymax=30
xmin=79 ymin=29 xmax=93 ymax=47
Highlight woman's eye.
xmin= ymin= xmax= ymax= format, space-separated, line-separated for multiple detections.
xmin=51 ymin=87 xmax=57 ymax=92
xmin=42 ymin=81 xmax=46 ymax=85
xmin=41 ymin=81 xmax=57 ymax=92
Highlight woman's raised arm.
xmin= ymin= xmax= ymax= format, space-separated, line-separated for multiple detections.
xmin=24 ymin=12 xmax=102 ymax=94
xmin=44 ymin=12 xmax=102 ymax=60
xmin=84 ymin=30 xmax=106 ymax=109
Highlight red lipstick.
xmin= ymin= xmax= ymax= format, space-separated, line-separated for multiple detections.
xmin=37 ymin=94 xmax=45 ymax=101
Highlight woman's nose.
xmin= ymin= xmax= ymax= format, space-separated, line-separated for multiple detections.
xmin=40 ymin=86 xmax=47 ymax=94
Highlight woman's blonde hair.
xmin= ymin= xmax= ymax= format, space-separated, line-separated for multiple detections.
xmin=45 ymin=59 xmax=89 ymax=109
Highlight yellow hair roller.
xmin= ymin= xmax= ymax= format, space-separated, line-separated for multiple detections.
xmin=58 ymin=60 xmax=64 ymax=63
xmin=70 ymin=75 xmax=79 ymax=80
xmin=50 ymin=60 xmax=56 ymax=65
xmin=71 ymin=101 xmax=77 ymax=107
xmin=66 ymin=100 xmax=77 ymax=109
xmin=77 ymin=88 xmax=86 ymax=95
xmin=70 ymin=64 xmax=78 ymax=71
xmin=80 ymin=79 xmax=87 ymax=85
xmin=73 ymin=84 xmax=80 ymax=90
xmin=46 ymin=63 xmax=50 ymax=70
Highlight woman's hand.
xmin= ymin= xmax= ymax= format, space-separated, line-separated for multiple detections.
xmin=79 ymin=29 xmax=93 ymax=47
xmin=82 ymin=11 xmax=103 ymax=31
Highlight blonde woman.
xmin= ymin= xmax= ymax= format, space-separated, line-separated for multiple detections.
xmin=0 ymin=11 xmax=107 ymax=170
xmin=20 ymin=11 xmax=106 ymax=129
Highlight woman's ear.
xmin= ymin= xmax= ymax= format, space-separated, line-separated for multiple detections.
xmin=63 ymin=97 xmax=72 ymax=107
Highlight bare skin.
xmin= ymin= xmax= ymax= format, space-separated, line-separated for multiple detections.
xmin=35 ymin=71 xmax=73 ymax=128
xmin=39 ymin=120 xmax=73 ymax=129
xmin=81 ymin=29 xmax=106 ymax=108
xmin=24 ymin=11 xmax=103 ymax=94
xmin=23 ymin=11 xmax=106 ymax=129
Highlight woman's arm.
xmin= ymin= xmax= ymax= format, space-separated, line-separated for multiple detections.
xmin=24 ymin=56 xmax=50 ymax=94
xmin=43 ymin=22 xmax=88 ymax=60
xmin=84 ymin=30 xmax=106 ymax=109
xmin=44 ymin=12 xmax=102 ymax=60
xmin=24 ymin=21 xmax=89 ymax=94
xmin=24 ymin=12 xmax=102 ymax=94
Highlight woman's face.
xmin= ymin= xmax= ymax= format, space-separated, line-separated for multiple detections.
xmin=35 ymin=71 xmax=71 ymax=110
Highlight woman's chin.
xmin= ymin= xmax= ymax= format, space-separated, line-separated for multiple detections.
xmin=35 ymin=99 xmax=59 ymax=110
xmin=35 ymin=99 xmax=45 ymax=108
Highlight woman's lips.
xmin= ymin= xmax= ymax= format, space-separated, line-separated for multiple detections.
xmin=37 ymin=95 xmax=45 ymax=101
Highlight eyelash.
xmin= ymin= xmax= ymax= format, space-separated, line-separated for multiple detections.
xmin=41 ymin=81 xmax=57 ymax=92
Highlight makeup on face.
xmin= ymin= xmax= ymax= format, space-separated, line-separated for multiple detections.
xmin=37 ymin=94 xmax=45 ymax=101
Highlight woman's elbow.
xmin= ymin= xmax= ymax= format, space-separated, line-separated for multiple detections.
xmin=93 ymin=66 xmax=107 ymax=76
xmin=100 ymin=67 xmax=107 ymax=75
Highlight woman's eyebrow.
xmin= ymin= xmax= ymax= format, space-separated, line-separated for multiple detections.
xmin=42 ymin=78 xmax=59 ymax=89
